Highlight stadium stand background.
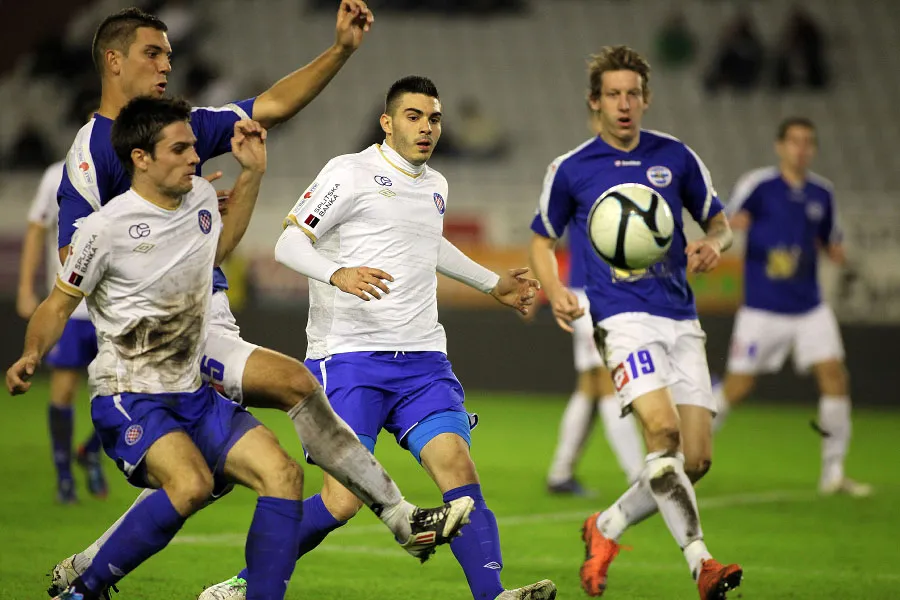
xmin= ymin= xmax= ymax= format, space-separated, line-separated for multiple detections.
xmin=1 ymin=0 xmax=897 ymax=403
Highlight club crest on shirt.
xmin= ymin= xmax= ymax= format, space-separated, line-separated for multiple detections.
xmin=646 ymin=165 xmax=673 ymax=188
xmin=806 ymin=202 xmax=824 ymax=221
xmin=434 ymin=192 xmax=445 ymax=215
xmin=198 ymin=209 xmax=212 ymax=234
xmin=124 ymin=424 xmax=143 ymax=446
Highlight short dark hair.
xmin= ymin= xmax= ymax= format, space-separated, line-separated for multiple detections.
xmin=111 ymin=96 xmax=192 ymax=176
xmin=385 ymin=76 xmax=440 ymax=115
xmin=777 ymin=116 xmax=816 ymax=140
xmin=92 ymin=7 xmax=168 ymax=74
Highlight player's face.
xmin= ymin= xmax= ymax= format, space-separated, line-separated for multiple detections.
xmin=589 ymin=70 xmax=647 ymax=148
xmin=120 ymin=27 xmax=172 ymax=100
xmin=382 ymin=94 xmax=442 ymax=166
xmin=776 ymin=125 xmax=816 ymax=172
xmin=144 ymin=121 xmax=200 ymax=197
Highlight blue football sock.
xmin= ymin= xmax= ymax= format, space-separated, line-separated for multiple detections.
xmin=80 ymin=489 xmax=184 ymax=593
xmin=245 ymin=496 xmax=304 ymax=600
xmin=82 ymin=429 xmax=103 ymax=454
xmin=444 ymin=484 xmax=504 ymax=599
xmin=237 ymin=493 xmax=343 ymax=581
xmin=48 ymin=405 xmax=74 ymax=482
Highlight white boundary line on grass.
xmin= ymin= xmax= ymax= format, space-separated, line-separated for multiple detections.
xmin=173 ymin=488 xmax=811 ymax=546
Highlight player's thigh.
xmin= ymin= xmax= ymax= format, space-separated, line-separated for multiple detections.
xmin=222 ymin=425 xmax=303 ymax=500
xmin=793 ymin=304 xmax=846 ymax=374
xmin=49 ymin=369 xmax=82 ymax=406
xmin=726 ymin=307 xmax=794 ymax=375
xmin=419 ymin=431 xmax=480 ymax=493
xmin=320 ymin=471 xmax=364 ymax=521
xmin=676 ymin=404 xmax=713 ymax=482
xmin=241 ymin=347 xmax=321 ymax=411
xmin=202 ymin=329 xmax=258 ymax=404
xmin=630 ymin=387 xmax=681 ymax=453
xmin=143 ymin=430 xmax=215 ymax=515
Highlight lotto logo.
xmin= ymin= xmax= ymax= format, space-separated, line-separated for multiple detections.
xmin=612 ymin=362 xmax=631 ymax=391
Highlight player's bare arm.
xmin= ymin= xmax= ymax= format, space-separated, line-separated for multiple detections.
xmin=686 ymin=212 xmax=733 ymax=274
xmin=7 ymin=286 xmax=82 ymax=395
xmin=826 ymin=243 xmax=847 ymax=266
xmin=330 ymin=266 xmax=394 ymax=301
xmin=528 ymin=232 xmax=585 ymax=332
xmin=251 ymin=0 xmax=374 ymax=129
xmin=216 ymin=120 xmax=267 ymax=265
xmin=17 ymin=223 xmax=47 ymax=319
xmin=729 ymin=209 xmax=752 ymax=232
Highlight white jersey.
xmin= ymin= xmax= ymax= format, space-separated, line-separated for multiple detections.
xmin=57 ymin=176 xmax=222 ymax=398
xmin=27 ymin=160 xmax=90 ymax=319
xmin=284 ymin=143 xmax=450 ymax=359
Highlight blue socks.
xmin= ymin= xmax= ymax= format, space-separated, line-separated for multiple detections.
xmin=245 ymin=497 xmax=305 ymax=600
xmin=238 ymin=493 xmax=344 ymax=581
xmin=444 ymin=484 xmax=504 ymax=599
xmin=80 ymin=489 xmax=185 ymax=593
xmin=82 ymin=429 xmax=103 ymax=454
xmin=49 ymin=405 xmax=74 ymax=484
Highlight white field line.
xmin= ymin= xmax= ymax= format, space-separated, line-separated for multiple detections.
xmin=171 ymin=489 xmax=900 ymax=583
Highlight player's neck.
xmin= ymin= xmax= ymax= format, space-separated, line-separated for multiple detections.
xmin=380 ymin=140 xmax=426 ymax=175
xmin=132 ymin=180 xmax=183 ymax=211
xmin=599 ymin=130 xmax=640 ymax=153
xmin=779 ymin=164 xmax=807 ymax=188
xmin=98 ymin=86 xmax=132 ymax=120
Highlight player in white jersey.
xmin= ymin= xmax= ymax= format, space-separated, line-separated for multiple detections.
xmin=7 ymin=96 xmax=311 ymax=600
xmin=712 ymin=117 xmax=871 ymax=497
xmin=17 ymin=159 xmax=108 ymax=503
xmin=49 ymin=7 xmax=474 ymax=597
xmin=200 ymin=76 xmax=555 ymax=600
xmin=529 ymin=47 xmax=741 ymax=598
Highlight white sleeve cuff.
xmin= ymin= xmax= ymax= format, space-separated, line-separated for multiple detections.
xmin=436 ymin=238 xmax=500 ymax=294
xmin=274 ymin=226 xmax=341 ymax=285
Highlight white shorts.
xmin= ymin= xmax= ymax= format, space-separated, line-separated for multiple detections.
xmin=596 ymin=312 xmax=716 ymax=414
xmin=572 ymin=289 xmax=604 ymax=373
xmin=202 ymin=291 xmax=258 ymax=403
xmin=726 ymin=304 xmax=844 ymax=375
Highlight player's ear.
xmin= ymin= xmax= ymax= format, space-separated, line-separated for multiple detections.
xmin=586 ymin=94 xmax=601 ymax=113
xmin=380 ymin=113 xmax=391 ymax=136
xmin=131 ymin=148 xmax=149 ymax=173
xmin=106 ymin=49 xmax=122 ymax=76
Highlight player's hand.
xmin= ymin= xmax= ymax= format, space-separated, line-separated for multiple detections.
xmin=547 ymin=284 xmax=584 ymax=332
xmin=16 ymin=290 xmax=40 ymax=319
xmin=7 ymin=353 xmax=40 ymax=395
xmin=216 ymin=189 xmax=233 ymax=216
xmin=489 ymin=267 xmax=540 ymax=316
xmin=334 ymin=0 xmax=373 ymax=53
xmin=231 ymin=120 xmax=267 ymax=174
xmin=331 ymin=266 xmax=393 ymax=301
xmin=686 ymin=238 xmax=722 ymax=273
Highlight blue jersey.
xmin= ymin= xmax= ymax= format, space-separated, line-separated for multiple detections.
xmin=57 ymin=99 xmax=256 ymax=292
xmin=531 ymin=131 xmax=724 ymax=323
xmin=725 ymin=166 xmax=840 ymax=314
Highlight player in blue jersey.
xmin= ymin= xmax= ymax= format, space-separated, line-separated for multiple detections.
xmin=712 ymin=117 xmax=871 ymax=497
xmin=18 ymin=158 xmax=107 ymax=503
xmin=528 ymin=46 xmax=742 ymax=598
xmin=48 ymin=6 xmax=474 ymax=598
xmin=543 ymin=225 xmax=645 ymax=496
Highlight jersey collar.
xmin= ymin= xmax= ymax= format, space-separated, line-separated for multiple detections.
xmin=377 ymin=142 xmax=426 ymax=179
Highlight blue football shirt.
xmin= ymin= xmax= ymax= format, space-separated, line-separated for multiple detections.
xmin=57 ymin=99 xmax=256 ymax=292
xmin=531 ymin=130 xmax=724 ymax=323
xmin=725 ymin=166 xmax=840 ymax=314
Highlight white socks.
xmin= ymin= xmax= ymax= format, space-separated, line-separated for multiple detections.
xmin=598 ymin=396 xmax=646 ymax=483
xmin=547 ymin=391 xmax=596 ymax=485
xmin=818 ymin=395 xmax=851 ymax=485
xmin=595 ymin=479 xmax=658 ymax=541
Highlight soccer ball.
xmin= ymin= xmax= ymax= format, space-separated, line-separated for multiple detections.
xmin=587 ymin=183 xmax=675 ymax=271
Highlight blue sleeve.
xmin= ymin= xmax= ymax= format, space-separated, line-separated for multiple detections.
xmin=680 ymin=145 xmax=723 ymax=224
xmin=530 ymin=159 xmax=575 ymax=239
xmin=191 ymin=98 xmax=257 ymax=163
xmin=57 ymin=170 xmax=97 ymax=249
xmin=819 ymin=190 xmax=842 ymax=245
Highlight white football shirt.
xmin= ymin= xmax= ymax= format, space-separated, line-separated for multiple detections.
xmin=27 ymin=160 xmax=90 ymax=319
xmin=283 ymin=143 xmax=450 ymax=359
xmin=57 ymin=176 xmax=222 ymax=397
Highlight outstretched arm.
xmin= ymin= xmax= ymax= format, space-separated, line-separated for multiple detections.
xmin=17 ymin=223 xmax=46 ymax=319
xmin=251 ymin=0 xmax=374 ymax=129
xmin=216 ymin=121 xmax=267 ymax=265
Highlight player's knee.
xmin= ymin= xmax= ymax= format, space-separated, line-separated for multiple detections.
xmin=684 ymin=457 xmax=712 ymax=483
xmin=259 ymin=455 xmax=304 ymax=500
xmin=816 ymin=361 xmax=848 ymax=395
xmin=643 ymin=423 xmax=682 ymax=454
xmin=168 ymin=469 xmax=215 ymax=515
xmin=323 ymin=486 xmax=363 ymax=521
xmin=279 ymin=368 xmax=321 ymax=411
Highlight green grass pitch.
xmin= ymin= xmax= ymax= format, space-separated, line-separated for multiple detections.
xmin=1 ymin=378 xmax=898 ymax=599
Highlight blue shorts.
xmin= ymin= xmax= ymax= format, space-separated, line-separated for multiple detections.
xmin=305 ymin=351 xmax=478 ymax=463
xmin=45 ymin=319 xmax=97 ymax=369
xmin=91 ymin=384 xmax=261 ymax=489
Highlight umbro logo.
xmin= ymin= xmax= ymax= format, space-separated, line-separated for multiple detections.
xmin=484 ymin=562 xmax=502 ymax=570
xmin=379 ymin=189 xmax=397 ymax=198
xmin=133 ymin=243 xmax=155 ymax=253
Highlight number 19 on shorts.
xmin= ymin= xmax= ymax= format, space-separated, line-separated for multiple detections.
xmin=612 ymin=349 xmax=656 ymax=392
